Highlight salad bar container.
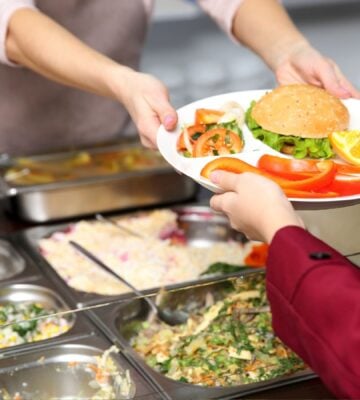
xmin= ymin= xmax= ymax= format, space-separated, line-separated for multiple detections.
xmin=17 ymin=205 xmax=250 ymax=308
xmin=89 ymin=271 xmax=315 ymax=399
xmin=0 ymin=143 xmax=197 ymax=222
xmin=0 ymin=237 xmax=42 ymax=284
xmin=2 ymin=203 xmax=351 ymax=399
xmin=0 ymin=278 xmax=95 ymax=356
xmin=0 ymin=332 xmax=166 ymax=399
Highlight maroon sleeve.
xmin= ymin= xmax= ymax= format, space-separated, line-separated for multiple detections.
xmin=266 ymin=226 xmax=360 ymax=399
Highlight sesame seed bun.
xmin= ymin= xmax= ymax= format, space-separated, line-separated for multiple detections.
xmin=251 ymin=84 xmax=349 ymax=138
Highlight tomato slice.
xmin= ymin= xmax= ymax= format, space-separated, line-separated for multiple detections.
xmin=201 ymin=157 xmax=337 ymax=191
xmin=193 ymin=128 xmax=243 ymax=157
xmin=177 ymin=132 xmax=186 ymax=151
xmin=177 ymin=124 xmax=206 ymax=154
xmin=186 ymin=124 xmax=207 ymax=140
xmin=195 ymin=109 xmax=224 ymax=125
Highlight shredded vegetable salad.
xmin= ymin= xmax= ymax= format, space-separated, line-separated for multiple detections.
xmin=131 ymin=275 xmax=306 ymax=387
xmin=82 ymin=346 xmax=134 ymax=400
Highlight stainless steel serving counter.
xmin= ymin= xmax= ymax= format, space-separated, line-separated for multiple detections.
xmin=0 ymin=197 xmax=345 ymax=399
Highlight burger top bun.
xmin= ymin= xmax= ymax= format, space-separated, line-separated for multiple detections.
xmin=251 ymin=84 xmax=349 ymax=138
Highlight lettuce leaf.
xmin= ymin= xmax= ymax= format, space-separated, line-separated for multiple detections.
xmin=245 ymin=102 xmax=334 ymax=159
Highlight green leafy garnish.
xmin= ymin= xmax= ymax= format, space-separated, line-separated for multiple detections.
xmin=200 ymin=262 xmax=249 ymax=276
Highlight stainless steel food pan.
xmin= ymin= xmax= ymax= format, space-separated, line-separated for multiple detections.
xmin=0 ymin=282 xmax=76 ymax=312
xmin=18 ymin=205 xmax=248 ymax=308
xmin=2 ymin=170 xmax=196 ymax=222
xmin=0 ymin=236 xmax=42 ymax=284
xmin=0 ymin=238 xmax=25 ymax=281
xmin=0 ymin=334 xmax=164 ymax=400
xmin=90 ymin=271 xmax=315 ymax=400
xmin=0 ymin=144 xmax=197 ymax=222
xmin=0 ymin=281 xmax=96 ymax=354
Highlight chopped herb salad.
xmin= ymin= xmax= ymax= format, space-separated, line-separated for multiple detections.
xmin=131 ymin=275 xmax=306 ymax=387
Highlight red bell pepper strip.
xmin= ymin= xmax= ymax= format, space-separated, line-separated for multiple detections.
xmin=323 ymin=175 xmax=360 ymax=196
xmin=200 ymin=157 xmax=337 ymax=191
xmin=336 ymin=164 xmax=360 ymax=175
xmin=258 ymin=155 xmax=320 ymax=179
xmin=284 ymin=188 xmax=340 ymax=198
xmin=259 ymin=154 xmax=360 ymax=177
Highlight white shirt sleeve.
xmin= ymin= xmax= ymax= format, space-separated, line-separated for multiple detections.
xmin=0 ymin=0 xmax=37 ymax=66
xmin=196 ymin=0 xmax=244 ymax=40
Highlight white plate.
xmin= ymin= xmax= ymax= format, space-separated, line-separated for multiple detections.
xmin=157 ymin=89 xmax=360 ymax=208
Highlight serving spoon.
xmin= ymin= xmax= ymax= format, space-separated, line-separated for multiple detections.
xmin=69 ymin=240 xmax=188 ymax=326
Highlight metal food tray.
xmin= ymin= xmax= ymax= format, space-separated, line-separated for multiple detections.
xmin=0 ymin=235 xmax=42 ymax=285
xmin=0 ymin=143 xmax=197 ymax=222
xmin=0 ymin=278 xmax=95 ymax=356
xmin=17 ymin=205 xmax=248 ymax=308
xmin=89 ymin=271 xmax=315 ymax=400
xmin=0 ymin=332 xmax=165 ymax=399
xmin=348 ymin=253 xmax=360 ymax=266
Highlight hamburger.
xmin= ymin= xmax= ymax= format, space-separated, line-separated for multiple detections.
xmin=246 ymin=84 xmax=349 ymax=159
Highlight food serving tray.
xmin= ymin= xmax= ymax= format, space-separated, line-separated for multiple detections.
xmin=0 ymin=332 xmax=165 ymax=399
xmin=0 ymin=235 xmax=42 ymax=285
xmin=17 ymin=205 xmax=249 ymax=308
xmin=0 ymin=278 xmax=95 ymax=356
xmin=89 ymin=271 xmax=315 ymax=400
xmin=0 ymin=143 xmax=197 ymax=222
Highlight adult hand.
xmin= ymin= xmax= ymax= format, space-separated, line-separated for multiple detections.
xmin=209 ymin=171 xmax=304 ymax=243
xmin=6 ymin=9 xmax=178 ymax=149
xmin=275 ymin=42 xmax=360 ymax=99
xmin=113 ymin=69 xmax=178 ymax=148
xmin=232 ymin=0 xmax=359 ymax=99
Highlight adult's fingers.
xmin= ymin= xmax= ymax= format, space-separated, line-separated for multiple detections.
xmin=134 ymin=95 xmax=169 ymax=148
xmin=314 ymin=59 xmax=353 ymax=98
xmin=149 ymin=94 xmax=178 ymax=131
xmin=331 ymin=61 xmax=360 ymax=99
xmin=135 ymin=112 xmax=159 ymax=148
xmin=139 ymin=134 xmax=157 ymax=149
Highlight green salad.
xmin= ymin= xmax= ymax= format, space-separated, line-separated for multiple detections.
xmin=131 ymin=275 xmax=306 ymax=387
xmin=0 ymin=302 xmax=71 ymax=348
